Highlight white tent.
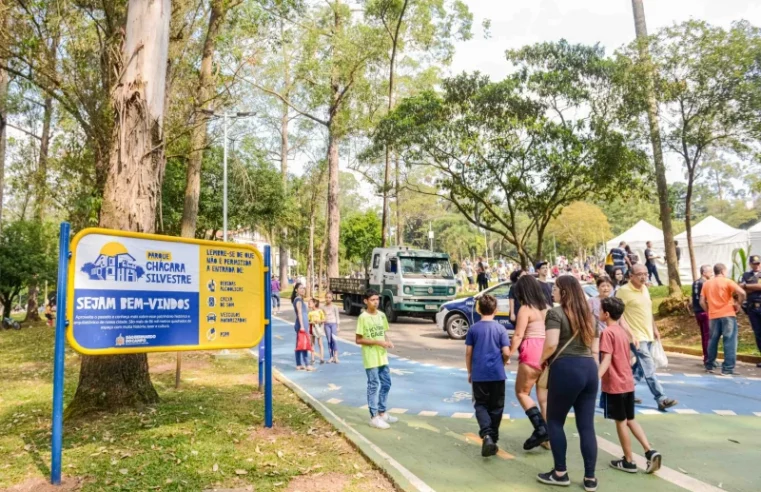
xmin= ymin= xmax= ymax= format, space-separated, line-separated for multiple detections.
xmin=606 ymin=220 xmax=664 ymax=253
xmin=675 ymin=216 xmax=750 ymax=282
xmin=749 ymin=221 xmax=761 ymax=256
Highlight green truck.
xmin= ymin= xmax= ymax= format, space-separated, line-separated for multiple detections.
xmin=329 ymin=247 xmax=457 ymax=322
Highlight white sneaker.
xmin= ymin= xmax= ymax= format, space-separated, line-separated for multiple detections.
xmin=369 ymin=416 xmax=390 ymax=429
xmin=380 ymin=413 xmax=398 ymax=423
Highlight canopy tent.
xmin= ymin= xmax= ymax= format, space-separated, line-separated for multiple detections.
xmin=605 ymin=220 xmax=667 ymax=280
xmin=749 ymin=221 xmax=761 ymax=256
xmin=675 ymin=216 xmax=750 ymax=282
xmin=606 ymin=220 xmax=664 ymax=253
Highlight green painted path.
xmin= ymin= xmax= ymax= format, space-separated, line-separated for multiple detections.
xmin=326 ymin=403 xmax=760 ymax=492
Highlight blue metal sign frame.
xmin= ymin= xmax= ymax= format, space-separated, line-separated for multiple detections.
xmin=49 ymin=223 xmax=274 ymax=485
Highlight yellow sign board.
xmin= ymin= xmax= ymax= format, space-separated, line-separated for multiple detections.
xmin=66 ymin=228 xmax=265 ymax=355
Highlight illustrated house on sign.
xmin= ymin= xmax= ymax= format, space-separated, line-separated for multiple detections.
xmin=83 ymin=242 xmax=140 ymax=282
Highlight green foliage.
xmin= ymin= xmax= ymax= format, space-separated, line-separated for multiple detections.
xmin=371 ymin=41 xmax=649 ymax=267
xmin=340 ymin=210 xmax=382 ymax=272
xmin=732 ymin=247 xmax=751 ymax=283
xmin=161 ymin=143 xmax=284 ymax=239
xmin=0 ymin=220 xmax=58 ymax=317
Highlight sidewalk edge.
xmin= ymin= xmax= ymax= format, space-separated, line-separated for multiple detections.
xmin=663 ymin=344 xmax=761 ymax=364
xmin=271 ymin=366 xmax=436 ymax=492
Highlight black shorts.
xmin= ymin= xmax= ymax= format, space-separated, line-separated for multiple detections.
xmin=602 ymin=391 xmax=635 ymax=421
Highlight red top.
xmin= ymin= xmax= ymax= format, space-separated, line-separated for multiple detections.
xmin=600 ymin=324 xmax=635 ymax=394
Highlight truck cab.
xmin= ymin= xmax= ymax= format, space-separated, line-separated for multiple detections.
xmin=369 ymin=247 xmax=457 ymax=322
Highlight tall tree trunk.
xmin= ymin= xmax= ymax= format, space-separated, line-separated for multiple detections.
xmin=33 ymin=26 xmax=60 ymax=221
xmin=326 ymin=127 xmax=340 ymax=278
xmin=631 ymin=0 xmax=682 ymax=295
xmin=326 ymin=1 xmax=342 ymax=279
xmin=0 ymin=11 xmax=8 ymax=229
xmin=279 ymin=19 xmax=291 ymax=287
xmin=395 ymin=153 xmax=402 ymax=246
xmin=380 ymin=0 xmax=409 ymax=248
xmin=180 ymin=0 xmax=225 ymax=238
xmin=307 ymin=215 xmax=315 ymax=298
xmin=318 ymin=192 xmax=329 ymax=293
xmin=685 ymin=174 xmax=697 ymax=281
xmin=67 ymin=0 xmax=170 ymax=418
xmin=24 ymin=277 xmax=40 ymax=322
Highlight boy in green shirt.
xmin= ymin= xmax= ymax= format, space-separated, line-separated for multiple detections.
xmin=356 ymin=289 xmax=396 ymax=429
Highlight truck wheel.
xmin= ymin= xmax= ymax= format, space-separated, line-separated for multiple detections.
xmin=445 ymin=313 xmax=469 ymax=340
xmin=384 ymin=299 xmax=398 ymax=323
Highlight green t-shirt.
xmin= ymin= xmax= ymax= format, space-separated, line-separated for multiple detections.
xmin=356 ymin=311 xmax=389 ymax=369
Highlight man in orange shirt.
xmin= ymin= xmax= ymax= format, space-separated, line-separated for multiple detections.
xmin=699 ymin=263 xmax=746 ymax=375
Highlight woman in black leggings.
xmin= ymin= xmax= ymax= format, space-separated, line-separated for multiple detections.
xmin=537 ymin=275 xmax=600 ymax=492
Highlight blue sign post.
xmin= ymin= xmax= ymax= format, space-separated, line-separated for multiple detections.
xmin=51 ymin=222 xmax=70 ymax=485
xmin=264 ymin=245 xmax=273 ymax=428
xmin=49 ymin=225 xmax=272 ymax=484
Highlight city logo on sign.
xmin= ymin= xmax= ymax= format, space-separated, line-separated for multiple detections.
xmin=81 ymin=242 xmax=144 ymax=282
xmin=115 ymin=334 xmax=125 ymax=346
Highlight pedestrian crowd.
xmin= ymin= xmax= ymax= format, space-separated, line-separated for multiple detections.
xmin=280 ymin=239 xmax=761 ymax=492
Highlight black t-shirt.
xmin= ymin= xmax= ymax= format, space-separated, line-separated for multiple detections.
xmin=645 ymin=248 xmax=654 ymax=266
xmin=741 ymin=270 xmax=761 ymax=303
xmin=675 ymin=247 xmax=681 ymax=262
xmin=539 ymin=280 xmax=553 ymax=306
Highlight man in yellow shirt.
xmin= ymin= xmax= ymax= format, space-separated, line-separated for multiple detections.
xmin=615 ymin=264 xmax=678 ymax=412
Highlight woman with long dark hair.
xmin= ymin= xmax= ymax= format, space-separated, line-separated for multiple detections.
xmin=506 ymin=275 xmax=550 ymax=451
xmin=292 ymin=283 xmax=314 ymax=371
xmin=537 ymin=276 xmax=600 ymax=491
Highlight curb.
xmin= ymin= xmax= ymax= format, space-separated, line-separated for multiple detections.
xmin=663 ymin=344 xmax=761 ymax=364
xmin=269 ymin=365 xmax=435 ymax=492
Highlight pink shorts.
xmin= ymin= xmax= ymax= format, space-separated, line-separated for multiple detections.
xmin=518 ymin=338 xmax=544 ymax=371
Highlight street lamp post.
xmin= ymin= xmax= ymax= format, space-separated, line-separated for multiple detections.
xmin=200 ymin=110 xmax=255 ymax=242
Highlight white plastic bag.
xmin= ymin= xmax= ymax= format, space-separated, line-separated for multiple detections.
xmin=651 ymin=340 xmax=668 ymax=369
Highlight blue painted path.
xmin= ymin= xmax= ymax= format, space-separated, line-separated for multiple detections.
xmin=265 ymin=318 xmax=761 ymax=419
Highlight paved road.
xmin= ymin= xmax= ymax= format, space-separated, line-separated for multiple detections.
xmin=269 ymin=309 xmax=761 ymax=491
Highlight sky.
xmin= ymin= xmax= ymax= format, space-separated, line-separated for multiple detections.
xmin=446 ymin=0 xmax=761 ymax=184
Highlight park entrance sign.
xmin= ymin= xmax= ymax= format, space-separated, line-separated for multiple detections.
xmin=50 ymin=224 xmax=274 ymax=486
xmin=67 ymin=229 xmax=265 ymax=354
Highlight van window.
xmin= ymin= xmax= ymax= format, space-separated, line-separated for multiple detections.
xmin=373 ymin=254 xmax=380 ymax=269
xmin=386 ymin=258 xmax=398 ymax=273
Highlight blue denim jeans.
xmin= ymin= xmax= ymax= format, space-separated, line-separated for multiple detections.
xmin=706 ymin=316 xmax=737 ymax=373
xmin=366 ymin=365 xmax=391 ymax=417
xmin=633 ymin=341 xmax=667 ymax=404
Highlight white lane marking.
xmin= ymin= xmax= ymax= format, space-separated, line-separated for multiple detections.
xmin=637 ymin=409 xmax=663 ymax=415
xmin=360 ymin=404 xmax=369 ymax=410
xmin=418 ymin=411 xmax=438 ymax=417
xmin=568 ymin=413 xmax=575 ymax=418
xmin=597 ymin=436 xmax=723 ymax=492
xmin=326 ymin=398 xmax=342 ymax=404
xmin=746 ymin=377 xmax=761 ymax=381
xmin=438 ymin=366 xmax=453 ymax=370
xmin=713 ymin=410 xmax=737 ymax=416
xmin=390 ymin=368 xmax=414 ymax=376
xmin=502 ymin=414 xmax=510 ymax=419
xmin=389 ymin=408 xmax=408 ymax=414
xmin=684 ymin=373 xmax=703 ymax=378
xmin=458 ymin=368 xmax=468 ymax=372
xmin=655 ymin=372 xmax=673 ymax=376
xmin=674 ymin=409 xmax=700 ymax=415
xmin=451 ymin=412 xmax=474 ymax=419
xmin=273 ymin=369 xmax=435 ymax=492
xmin=327 ymin=383 xmax=341 ymax=391
xmin=421 ymin=363 xmax=435 ymax=367
xmin=397 ymin=358 xmax=409 ymax=361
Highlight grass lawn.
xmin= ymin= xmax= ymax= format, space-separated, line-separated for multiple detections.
xmin=0 ymin=323 xmax=393 ymax=491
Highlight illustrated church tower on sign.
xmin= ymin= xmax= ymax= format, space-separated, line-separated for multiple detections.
xmin=85 ymin=242 xmax=140 ymax=282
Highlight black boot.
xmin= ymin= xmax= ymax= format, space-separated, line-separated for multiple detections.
xmin=524 ymin=406 xmax=549 ymax=450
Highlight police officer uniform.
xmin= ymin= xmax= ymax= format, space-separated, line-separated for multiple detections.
xmin=741 ymin=255 xmax=761 ymax=367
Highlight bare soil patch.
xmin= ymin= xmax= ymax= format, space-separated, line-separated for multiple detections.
xmin=285 ymin=472 xmax=350 ymax=492
xmin=2 ymin=476 xmax=83 ymax=492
